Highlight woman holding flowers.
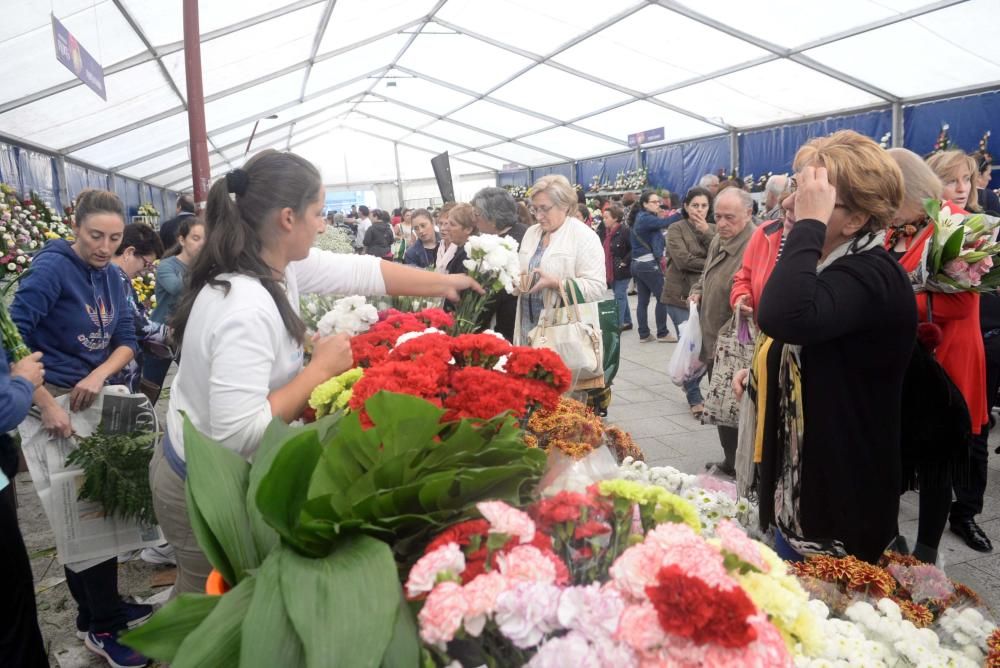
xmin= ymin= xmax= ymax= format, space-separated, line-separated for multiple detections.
xmin=886 ymin=148 xmax=986 ymax=563
xmin=756 ymin=131 xmax=917 ymax=563
xmin=514 ymin=174 xmax=605 ymax=345
xmin=151 ymin=149 xmax=480 ymax=595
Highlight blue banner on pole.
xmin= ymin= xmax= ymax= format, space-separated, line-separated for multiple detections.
xmin=627 ymin=127 xmax=664 ymax=148
xmin=52 ymin=14 xmax=106 ymax=101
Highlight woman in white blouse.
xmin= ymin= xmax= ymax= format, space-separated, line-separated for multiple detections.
xmin=514 ymin=174 xmax=606 ymax=344
xmin=150 ymin=150 xmax=479 ymax=594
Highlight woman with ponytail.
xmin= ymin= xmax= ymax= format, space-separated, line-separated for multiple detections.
xmin=150 ymin=150 xmax=480 ymax=595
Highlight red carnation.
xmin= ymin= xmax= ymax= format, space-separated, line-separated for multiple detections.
xmin=506 ymin=348 xmax=572 ymax=394
xmin=443 ymin=366 xmax=528 ymax=421
xmin=390 ymin=333 xmax=455 ymax=365
xmin=450 ymin=334 xmax=512 ymax=368
xmin=645 ymin=566 xmax=757 ymax=648
xmin=416 ymin=308 xmax=454 ymax=329
xmin=573 ymin=520 xmax=611 ymax=540
xmin=533 ymin=491 xmax=595 ymax=530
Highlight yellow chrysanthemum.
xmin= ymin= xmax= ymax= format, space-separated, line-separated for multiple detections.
xmin=597 ymin=479 xmax=649 ymax=504
xmin=648 ymin=488 xmax=701 ymax=533
xmin=738 ymin=570 xmax=822 ymax=652
xmin=309 ymin=367 xmax=363 ymax=417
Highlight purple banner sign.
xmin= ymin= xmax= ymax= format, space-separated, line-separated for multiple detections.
xmin=52 ymin=14 xmax=106 ymax=100
xmin=628 ymin=127 xmax=665 ymax=147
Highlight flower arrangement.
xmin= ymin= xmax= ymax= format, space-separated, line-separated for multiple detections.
xmin=131 ymin=267 xmax=156 ymax=310
xmin=314 ymin=225 xmax=355 ymax=254
xmin=409 ymin=487 xmax=819 ymax=667
xmin=879 ymin=131 xmax=892 ymax=149
xmin=525 ymin=397 xmax=642 ymax=463
xmin=0 ymin=184 xmax=73 ymax=284
xmin=136 ymin=202 xmax=159 ymax=218
xmin=932 ymin=123 xmax=954 ymax=154
xmin=453 ymin=233 xmax=520 ymax=334
xmin=504 ymin=185 xmax=529 ymax=199
xmin=315 ymin=294 xmax=378 ymax=337
xmin=920 ymin=198 xmax=1000 ymax=291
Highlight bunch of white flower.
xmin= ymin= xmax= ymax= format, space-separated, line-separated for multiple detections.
xmin=938 ymin=607 xmax=996 ymax=660
xmin=316 ymin=295 xmax=379 ymax=337
xmin=796 ymin=599 xmax=984 ymax=667
xmin=462 ymin=234 xmax=520 ymax=294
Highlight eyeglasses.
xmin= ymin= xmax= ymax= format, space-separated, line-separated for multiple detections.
xmin=142 ymin=257 xmax=156 ymax=270
xmin=787 ymin=176 xmax=848 ymax=209
xmin=529 ymin=204 xmax=555 ymax=217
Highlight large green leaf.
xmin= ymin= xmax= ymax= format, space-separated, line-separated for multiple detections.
xmin=183 ymin=416 xmax=259 ymax=583
xmin=245 ymin=419 xmax=292 ymax=559
xmin=172 ymin=575 xmax=256 ymax=668
xmin=186 ymin=481 xmax=237 ymax=586
xmin=381 ymin=591 xmax=421 ymax=668
xmin=366 ymin=391 xmax=445 ymax=459
xmin=280 ymin=535 xmax=401 ymax=668
xmin=240 ymin=549 xmax=305 ymax=668
xmin=255 ymin=429 xmax=324 ymax=556
xmin=941 ymin=226 xmax=966 ymax=264
xmin=121 ymin=594 xmax=219 ymax=662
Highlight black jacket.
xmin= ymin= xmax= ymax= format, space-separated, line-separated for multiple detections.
xmin=364 ymin=221 xmax=395 ymax=258
xmin=607 ymin=223 xmax=631 ymax=283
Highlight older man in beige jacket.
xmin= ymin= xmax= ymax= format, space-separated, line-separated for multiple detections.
xmin=689 ymin=187 xmax=755 ymax=476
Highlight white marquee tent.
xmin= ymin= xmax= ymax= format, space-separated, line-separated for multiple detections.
xmin=1 ymin=0 xmax=999 ymax=205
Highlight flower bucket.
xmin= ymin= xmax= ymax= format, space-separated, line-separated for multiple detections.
xmin=205 ymin=569 xmax=230 ymax=595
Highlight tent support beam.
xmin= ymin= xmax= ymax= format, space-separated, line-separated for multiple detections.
xmin=182 ymin=0 xmax=212 ymax=206
xmin=730 ymin=130 xmax=740 ymax=178
xmin=433 ymin=17 xmax=731 ymax=132
xmin=892 ymin=102 xmax=904 ymax=148
xmin=298 ymin=0 xmax=338 ymax=102
xmin=394 ymin=142 xmax=404 ymax=206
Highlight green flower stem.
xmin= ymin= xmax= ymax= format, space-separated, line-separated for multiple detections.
xmin=0 ymin=299 xmax=28 ymax=361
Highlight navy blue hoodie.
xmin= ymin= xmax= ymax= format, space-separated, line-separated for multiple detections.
xmin=11 ymin=240 xmax=136 ymax=389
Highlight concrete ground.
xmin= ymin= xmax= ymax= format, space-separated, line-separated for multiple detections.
xmin=15 ymin=295 xmax=1000 ymax=666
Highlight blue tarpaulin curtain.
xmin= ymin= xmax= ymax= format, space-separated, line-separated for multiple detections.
xmin=124 ymin=179 xmax=141 ymax=217
xmin=498 ymin=169 xmax=530 ymax=187
xmin=17 ymin=149 xmax=57 ymax=206
xmin=904 ymin=91 xmax=1000 ymax=189
xmin=0 ymin=143 xmax=20 ymax=189
xmin=644 ymin=144 xmax=684 ymax=194
xmin=681 ymin=135 xmax=731 ymax=194
xmin=65 ymin=162 xmax=89 ymax=201
xmin=739 ymin=109 xmax=891 ymax=179
xmin=112 ymin=175 xmax=128 ymax=210
xmin=87 ymin=169 xmax=108 ymax=191
xmin=531 ymin=163 xmax=572 ymax=181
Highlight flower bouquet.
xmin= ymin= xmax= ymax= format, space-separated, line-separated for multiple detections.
xmin=919 ymin=199 xmax=1000 ymax=292
xmin=131 ymin=267 xmax=156 ymax=310
xmin=137 ymin=202 xmax=159 ymax=219
xmin=452 ymin=233 xmax=521 ymax=334
xmin=0 ymin=184 xmax=72 ymax=284
xmin=313 ymin=225 xmax=355 ymax=254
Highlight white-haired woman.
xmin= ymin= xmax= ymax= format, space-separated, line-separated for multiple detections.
xmin=514 ymin=174 xmax=605 ymax=344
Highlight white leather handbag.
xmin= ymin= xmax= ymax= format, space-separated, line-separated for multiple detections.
xmin=527 ymin=282 xmax=604 ymax=389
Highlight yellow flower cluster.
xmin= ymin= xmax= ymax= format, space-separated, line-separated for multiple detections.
xmin=131 ymin=269 xmax=156 ymax=309
xmin=597 ymin=479 xmax=701 ymax=533
xmin=309 ymin=368 xmax=364 ymax=418
xmin=735 ymin=543 xmax=823 ymax=653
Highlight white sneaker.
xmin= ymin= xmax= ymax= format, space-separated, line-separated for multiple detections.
xmin=140 ymin=544 xmax=176 ymax=566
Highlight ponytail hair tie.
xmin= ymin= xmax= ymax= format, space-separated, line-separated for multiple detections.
xmin=226 ymin=169 xmax=249 ymax=197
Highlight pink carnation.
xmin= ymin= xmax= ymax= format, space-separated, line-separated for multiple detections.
xmin=715 ymin=520 xmax=767 ymax=572
xmin=477 ymin=500 xmax=536 ymax=543
xmin=609 ymin=542 xmax=666 ymax=601
xmin=644 ymin=523 xmax=736 ymax=591
xmin=557 ymin=583 xmax=626 ymax=640
xmin=496 ymin=545 xmax=558 ymax=584
xmin=528 ymin=631 xmax=599 ymax=668
xmin=406 ymin=542 xmax=466 ymax=598
xmin=462 ymin=570 xmax=508 ymax=636
xmin=616 ymin=603 xmax=667 ymax=655
xmin=494 ymin=581 xmax=561 ymax=649
xmin=418 ymin=581 xmax=468 ymax=648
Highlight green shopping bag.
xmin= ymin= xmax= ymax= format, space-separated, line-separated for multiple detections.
xmin=565 ymin=280 xmax=621 ymax=386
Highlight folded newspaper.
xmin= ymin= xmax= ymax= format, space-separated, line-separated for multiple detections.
xmin=18 ymin=386 xmax=163 ymax=571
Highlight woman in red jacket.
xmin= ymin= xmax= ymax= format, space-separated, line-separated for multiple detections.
xmin=730 ymin=213 xmax=790 ymax=321
xmin=886 ymin=148 xmax=987 ymax=563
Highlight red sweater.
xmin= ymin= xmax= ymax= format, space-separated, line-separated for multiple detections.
xmin=891 ymin=222 xmax=988 ymax=434
xmin=730 ymin=220 xmax=784 ymax=313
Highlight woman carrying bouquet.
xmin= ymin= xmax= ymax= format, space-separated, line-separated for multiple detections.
xmin=150 ymin=150 xmax=479 ymax=596
xmin=884 ymin=149 xmax=986 ymax=563
xmin=756 ymin=131 xmax=917 ymax=563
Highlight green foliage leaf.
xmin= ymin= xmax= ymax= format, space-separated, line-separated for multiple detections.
xmin=120 ymin=594 xmax=219 ymax=662
xmin=183 ymin=415 xmax=259 ymax=583
xmin=280 ymin=535 xmax=401 ymax=668
xmin=186 ymin=481 xmax=237 ymax=587
xmin=365 ymin=390 xmax=446 ymax=459
xmin=941 ymin=227 xmax=965 ymax=263
xmin=381 ymin=594 xmax=421 ymax=668
xmin=255 ymin=429 xmax=324 ymax=557
xmin=240 ymin=550 xmax=305 ymax=668
xmin=171 ymin=575 xmax=255 ymax=668
xmin=65 ymin=429 xmax=156 ymax=525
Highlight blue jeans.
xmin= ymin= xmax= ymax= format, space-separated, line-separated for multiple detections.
xmin=665 ymin=303 xmax=705 ymax=406
xmin=612 ymin=279 xmax=632 ymax=326
xmin=630 ymin=260 xmax=667 ymax=339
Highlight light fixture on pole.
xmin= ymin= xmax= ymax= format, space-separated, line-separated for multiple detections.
xmin=245 ymin=114 xmax=279 ymax=156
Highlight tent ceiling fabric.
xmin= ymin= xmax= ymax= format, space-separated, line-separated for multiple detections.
xmin=2 ymin=0 xmax=997 ymax=191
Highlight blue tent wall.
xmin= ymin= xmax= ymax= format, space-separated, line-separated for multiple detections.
xmin=644 ymin=144 xmax=684 ymax=193
xmin=17 ymin=149 xmax=59 ymax=208
xmin=681 ymin=135 xmax=731 ymax=193
xmin=904 ymin=91 xmax=1000 ymax=189
xmin=739 ymin=109 xmax=891 ymax=179
xmin=65 ymin=162 xmax=89 ymax=201
xmin=498 ymin=169 xmax=530 ymax=187
xmin=87 ymin=169 xmax=108 ymax=190
xmin=531 ymin=163 xmax=572 ymax=181
xmin=0 ymin=142 xmax=20 ymax=189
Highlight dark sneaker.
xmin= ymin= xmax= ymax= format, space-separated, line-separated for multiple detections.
xmin=84 ymin=631 xmax=149 ymax=668
xmin=76 ymin=602 xmax=153 ymax=640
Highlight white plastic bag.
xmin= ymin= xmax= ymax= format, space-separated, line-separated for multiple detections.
xmin=539 ymin=446 xmax=620 ymax=495
xmin=668 ymin=302 xmax=705 ymax=386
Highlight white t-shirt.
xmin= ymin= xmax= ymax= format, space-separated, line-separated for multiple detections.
xmin=166 ymin=249 xmax=385 ymax=461
xmin=355 ymin=217 xmax=372 ymax=248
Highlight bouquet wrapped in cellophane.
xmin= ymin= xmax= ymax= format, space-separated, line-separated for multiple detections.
xmin=918 ymin=199 xmax=1000 ymax=293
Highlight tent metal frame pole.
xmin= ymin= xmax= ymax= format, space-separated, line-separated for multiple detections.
xmin=393 ymin=142 xmax=404 ymax=206
xmin=298 ymin=0 xmax=338 ymax=102
xmin=892 ymin=102 xmax=904 ymax=148
xmin=182 ymin=0 xmax=211 ymax=207
xmin=730 ymin=130 xmax=740 ymax=178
